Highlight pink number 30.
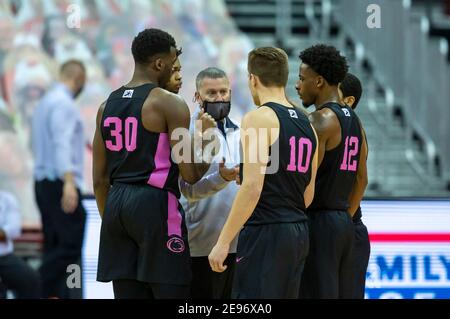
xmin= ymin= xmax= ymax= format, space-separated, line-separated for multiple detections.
xmin=104 ymin=117 xmax=137 ymax=152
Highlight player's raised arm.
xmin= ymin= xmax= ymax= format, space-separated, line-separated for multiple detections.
xmin=157 ymin=90 xmax=217 ymax=184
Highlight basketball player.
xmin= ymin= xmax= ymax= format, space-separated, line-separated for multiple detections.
xmin=209 ymin=47 xmax=318 ymax=299
xmin=297 ymin=44 xmax=368 ymax=299
xmin=339 ymin=72 xmax=370 ymax=299
xmin=93 ymin=29 xmax=216 ymax=299
xmin=165 ymin=57 xmax=182 ymax=94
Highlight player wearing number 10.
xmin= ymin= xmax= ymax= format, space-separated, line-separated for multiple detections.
xmin=296 ymin=45 xmax=368 ymax=299
xmin=208 ymin=47 xmax=318 ymax=298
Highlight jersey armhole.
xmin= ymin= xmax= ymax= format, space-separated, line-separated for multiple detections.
xmin=99 ymin=101 xmax=110 ymax=144
xmin=139 ymin=86 xmax=168 ymax=135
xmin=259 ymin=105 xmax=281 ymax=147
xmin=323 ymin=106 xmax=345 ymax=153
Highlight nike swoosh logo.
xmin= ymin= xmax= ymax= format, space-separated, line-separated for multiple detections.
xmin=236 ymin=257 xmax=244 ymax=263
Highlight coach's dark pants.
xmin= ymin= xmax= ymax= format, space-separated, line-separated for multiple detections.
xmin=191 ymin=254 xmax=236 ymax=299
xmin=350 ymin=218 xmax=370 ymax=299
xmin=35 ymin=179 xmax=86 ymax=299
xmin=0 ymin=254 xmax=41 ymax=299
xmin=300 ymin=210 xmax=355 ymax=299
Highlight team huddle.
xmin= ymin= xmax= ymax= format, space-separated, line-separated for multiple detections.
xmin=92 ymin=28 xmax=369 ymax=299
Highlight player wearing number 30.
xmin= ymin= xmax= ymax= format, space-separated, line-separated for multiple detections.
xmin=297 ymin=45 xmax=368 ymax=299
xmin=93 ymin=29 xmax=216 ymax=299
xmin=208 ymin=47 xmax=319 ymax=299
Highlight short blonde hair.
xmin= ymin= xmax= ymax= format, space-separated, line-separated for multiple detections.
xmin=248 ymin=47 xmax=289 ymax=87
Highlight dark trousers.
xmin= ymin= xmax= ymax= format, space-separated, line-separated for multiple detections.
xmin=112 ymin=280 xmax=190 ymax=299
xmin=300 ymin=211 xmax=355 ymax=299
xmin=0 ymin=277 xmax=5 ymax=298
xmin=35 ymin=179 xmax=86 ymax=299
xmin=0 ymin=254 xmax=41 ymax=299
xmin=233 ymin=222 xmax=309 ymax=299
xmin=351 ymin=219 xmax=371 ymax=299
xmin=191 ymin=254 xmax=236 ymax=299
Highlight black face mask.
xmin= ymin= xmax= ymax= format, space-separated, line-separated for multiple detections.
xmin=203 ymin=101 xmax=231 ymax=121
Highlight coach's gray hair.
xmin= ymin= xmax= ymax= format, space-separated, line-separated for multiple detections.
xmin=195 ymin=67 xmax=229 ymax=90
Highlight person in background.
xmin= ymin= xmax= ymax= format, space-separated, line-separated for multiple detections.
xmin=0 ymin=190 xmax=41 ymax=299
xmin=32 ymin=59 xmax=87 ymax=299
xmin=165 ymin=57 xmax=182 ymax=94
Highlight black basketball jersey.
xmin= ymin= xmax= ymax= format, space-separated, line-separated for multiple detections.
xmin=309 ymin=102 xmax=363 ymax=212
xmin=101 ymin=83 xmax=180 ymax=197
xmin=244 ymin=102 xmax=317 ymax=226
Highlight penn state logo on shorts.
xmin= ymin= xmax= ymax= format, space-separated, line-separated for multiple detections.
xmin=166 ymin=236 xmax=185 ymax=253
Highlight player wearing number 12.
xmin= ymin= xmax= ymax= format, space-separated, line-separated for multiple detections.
xmin=297 ymin=45 xmax=368 ymax=299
